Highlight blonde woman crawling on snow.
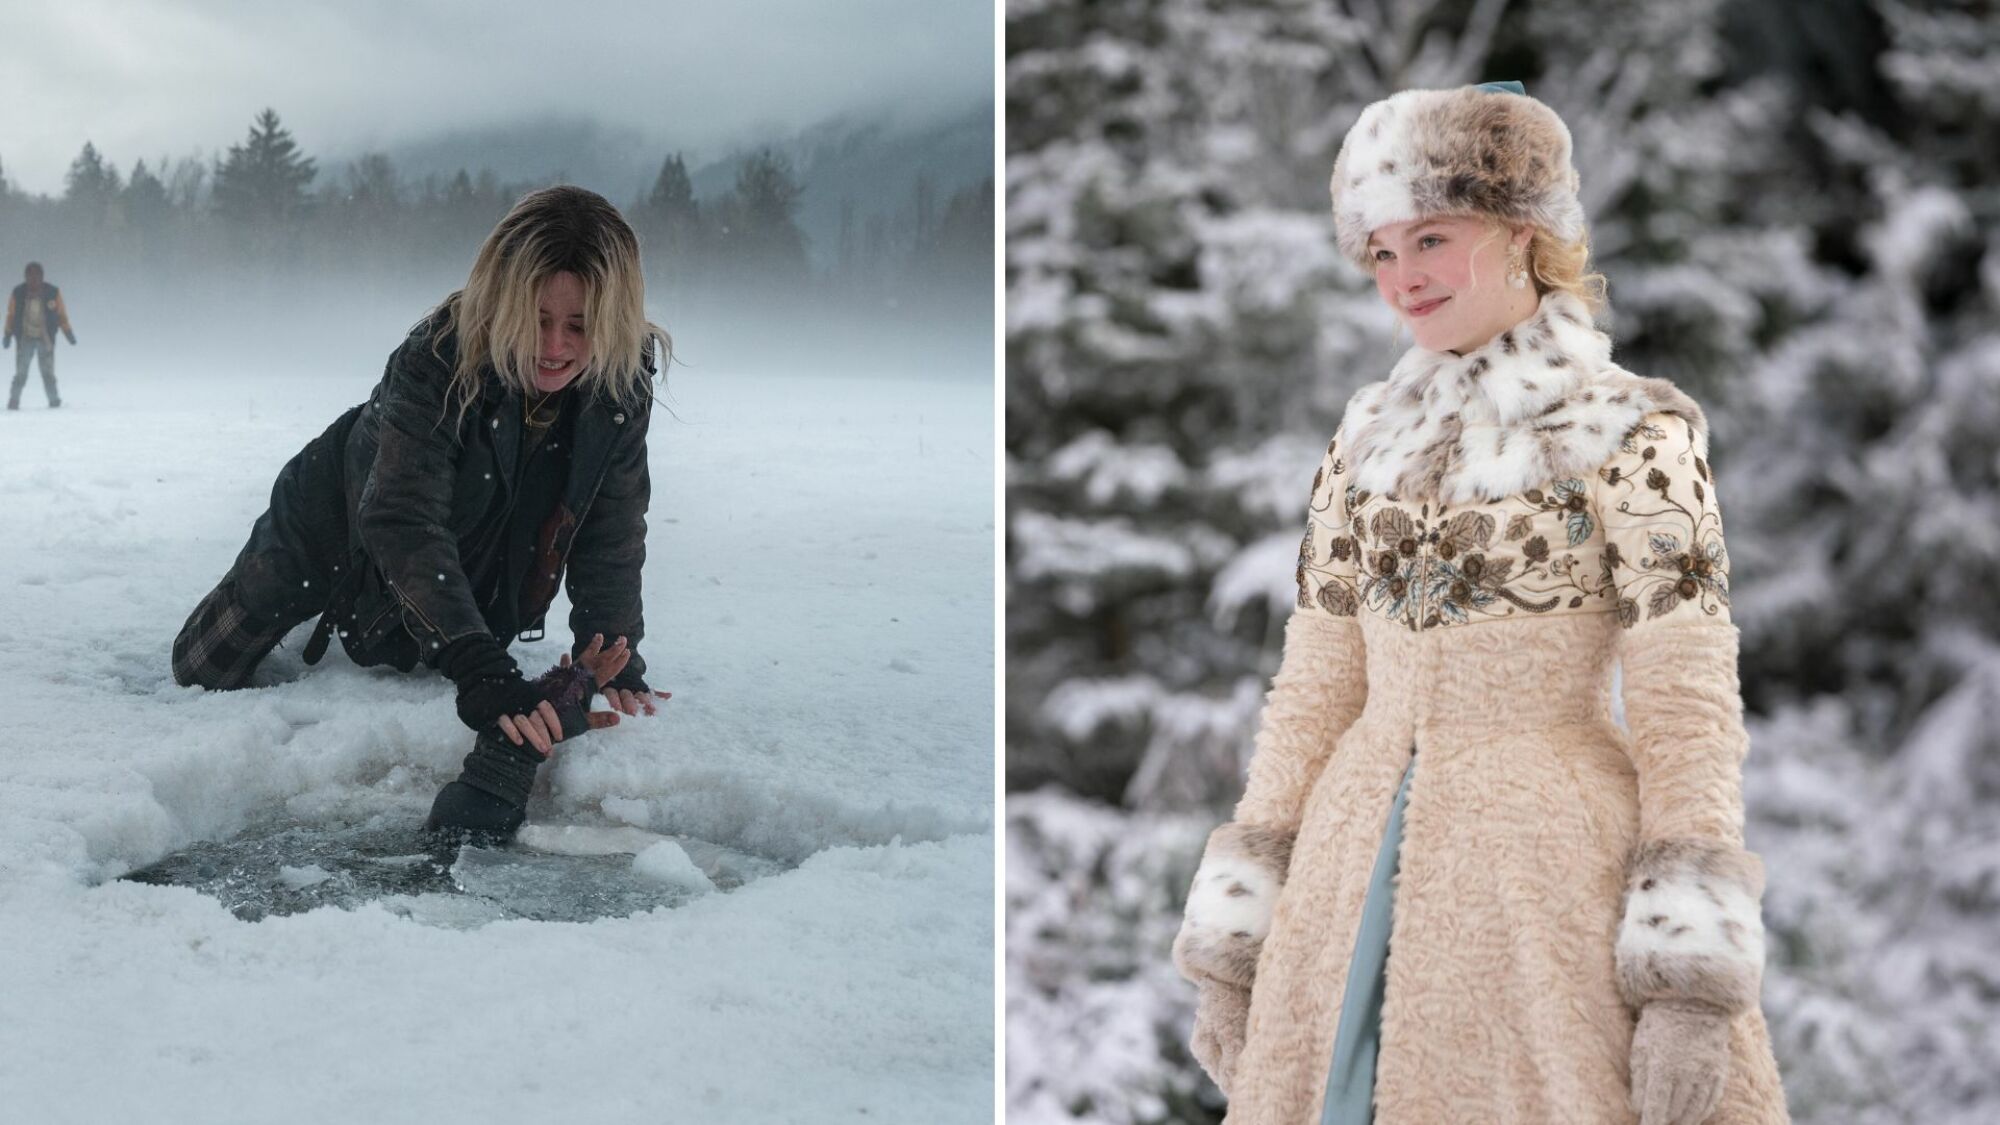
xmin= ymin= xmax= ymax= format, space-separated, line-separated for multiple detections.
xmin=172 ymin=186 xmax=671 ymax=844
xmin=1172 ymin=83 xmax=1789 ymax=1125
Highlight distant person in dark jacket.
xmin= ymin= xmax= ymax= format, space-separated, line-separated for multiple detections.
xmin=5 ymin=262 xmax=77 ymax=409
xmin=172 ymin=185 xmax=671 ymax=839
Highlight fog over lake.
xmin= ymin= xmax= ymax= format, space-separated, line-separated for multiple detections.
xmin=7 ymin=0 xmax=992 ymax=195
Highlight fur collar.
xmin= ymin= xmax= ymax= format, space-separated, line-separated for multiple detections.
xmin=1343 ymin=290 xmax=1707 ymax=505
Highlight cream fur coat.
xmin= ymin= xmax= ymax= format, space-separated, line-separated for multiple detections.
xmin=1174 ymin=291 xmax=1789 ymax=1123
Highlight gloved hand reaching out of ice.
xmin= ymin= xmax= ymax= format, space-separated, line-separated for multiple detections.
xmin=425 ymin=635 xmax=657 ymax=842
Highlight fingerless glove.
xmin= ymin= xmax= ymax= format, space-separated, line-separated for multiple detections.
xmin=605 ymin=668 xmax=651 ymax=697
xmin=437 ymin=634 xmax=540 ymax=732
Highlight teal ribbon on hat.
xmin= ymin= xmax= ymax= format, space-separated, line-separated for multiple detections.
xmin=1476 ymin=80 xmax=1526 ymax=95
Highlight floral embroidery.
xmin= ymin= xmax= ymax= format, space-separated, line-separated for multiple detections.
xmin=1294 ymin=410 xmax=1726 ymax=633
xmin=1316 ymin=576 xmax=1359 ymax=616
xmin=1333 ymin=486 xmax=1619 ymax=631
xmin=1428 ymin=551 xmax=1510 ymax=624
xmin=1363 ymin=557 xmax=1421 ymax=620
xmin=1521 ymin=478 xmax=1595 ymax=546
xmin=1619 ymin=418 xmax=1669 ymax=455
xmin=1297 ymin=434 xmax=1362 ymax=616
xmin=1596 ymin=415 xmax=1731 ymax=628
xmin=1297 ymin=518 xmax=1360 ymax=616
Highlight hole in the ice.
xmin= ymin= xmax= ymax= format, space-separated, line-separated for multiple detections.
xmin=115 ymin=813 xmax=794 ymax=926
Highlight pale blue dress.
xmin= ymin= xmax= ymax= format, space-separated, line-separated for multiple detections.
xmin=1320 ymin=750 xmax=1417 ymax=1124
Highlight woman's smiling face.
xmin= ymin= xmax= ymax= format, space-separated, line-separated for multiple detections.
xmin=533 ymin=270 xmax=591 ymax=393
xmin=1368 ymin=215 xmax=1533 ymax=354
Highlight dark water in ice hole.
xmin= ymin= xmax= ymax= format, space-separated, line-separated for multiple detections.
xmin=119 ymin=816 xmax=792 ymax=925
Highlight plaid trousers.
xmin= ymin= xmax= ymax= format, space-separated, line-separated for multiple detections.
xmin=170 ymin=570 xmax=318 ymax=690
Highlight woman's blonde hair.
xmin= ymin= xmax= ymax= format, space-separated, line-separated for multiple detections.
xmin=1523 ymin=224 xmax=1608 ymax=316
xmin=433 ymin=185 xmax=671 ymax=416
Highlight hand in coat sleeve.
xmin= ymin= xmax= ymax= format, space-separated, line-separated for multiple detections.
xmin=1596 ymin=410 xmax=1766 ymax=1124
xmin=1173 ymin=424 xmax=1368 ymax=1094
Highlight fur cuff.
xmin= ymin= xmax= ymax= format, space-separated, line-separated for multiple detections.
xmin=1615 ymin=837 xmax=1767 ymax=1015
xmin=1173 ymin=822 xmax=1294 ymax=990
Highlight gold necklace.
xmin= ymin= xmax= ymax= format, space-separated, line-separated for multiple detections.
xmin=524 ymin=391 xmax=561 ymax=432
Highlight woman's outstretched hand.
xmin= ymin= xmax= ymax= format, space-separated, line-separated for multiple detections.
xmin=567 ymin=632 xmax=630 ymax=685
xmin=605 ymin=687 xmax=659 ymax=716
xmin=565 ymin=633 xmax=667 ymax=718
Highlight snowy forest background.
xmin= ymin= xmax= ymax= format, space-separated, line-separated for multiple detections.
xmin=0 ymin=102 xmax=992 ymax=377
xmin=1006 ymin=0 xmax=2000 ymax=1121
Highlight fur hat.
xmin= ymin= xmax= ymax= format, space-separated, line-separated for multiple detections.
xmin=1328 ymin=84 xmax=1584 ymax=271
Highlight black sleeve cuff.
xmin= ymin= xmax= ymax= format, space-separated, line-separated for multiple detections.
xmin=436 ymin=634 xmax=517 ymax=685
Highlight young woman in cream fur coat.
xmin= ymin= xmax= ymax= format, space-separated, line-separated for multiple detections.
xmin=1172 ymin=84 xmax=1790 ymax=1125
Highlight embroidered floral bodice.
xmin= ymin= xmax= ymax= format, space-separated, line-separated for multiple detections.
xmin=1294 ymin=292 xmax=1731 ymax=634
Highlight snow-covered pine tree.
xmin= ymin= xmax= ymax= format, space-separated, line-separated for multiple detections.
xmin=1714 ymin=1 xmax=2000 ymax=1118
xmin=1010 ymin=0 xmax=1380 ymax=813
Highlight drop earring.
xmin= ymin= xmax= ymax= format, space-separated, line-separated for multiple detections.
xmin=1507 ymin=244 xmax=1529 ymax=290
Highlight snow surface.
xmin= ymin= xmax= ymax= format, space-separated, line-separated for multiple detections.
xmin=0 ymin=320 xmax=994 ymax=1124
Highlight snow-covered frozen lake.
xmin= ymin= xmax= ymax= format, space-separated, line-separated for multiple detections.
xmin=0 ymin=318 xmax=994 ymax=1123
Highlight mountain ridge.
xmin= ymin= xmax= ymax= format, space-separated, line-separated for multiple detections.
xmin=322 ymin=102 xmax=993 ymax=267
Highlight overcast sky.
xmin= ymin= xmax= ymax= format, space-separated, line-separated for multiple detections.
xmin=5 ymin=0 xmax=993 ymax=195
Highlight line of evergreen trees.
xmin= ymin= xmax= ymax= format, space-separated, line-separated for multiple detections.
xmin=0 ymin=108 xmax=991 ymax=317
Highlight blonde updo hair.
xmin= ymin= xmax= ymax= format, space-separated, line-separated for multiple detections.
xmin=1524 ymin=225 xmax=1608 ymax=316
xmin=434 ymin=185 xmax=671 ymax=417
